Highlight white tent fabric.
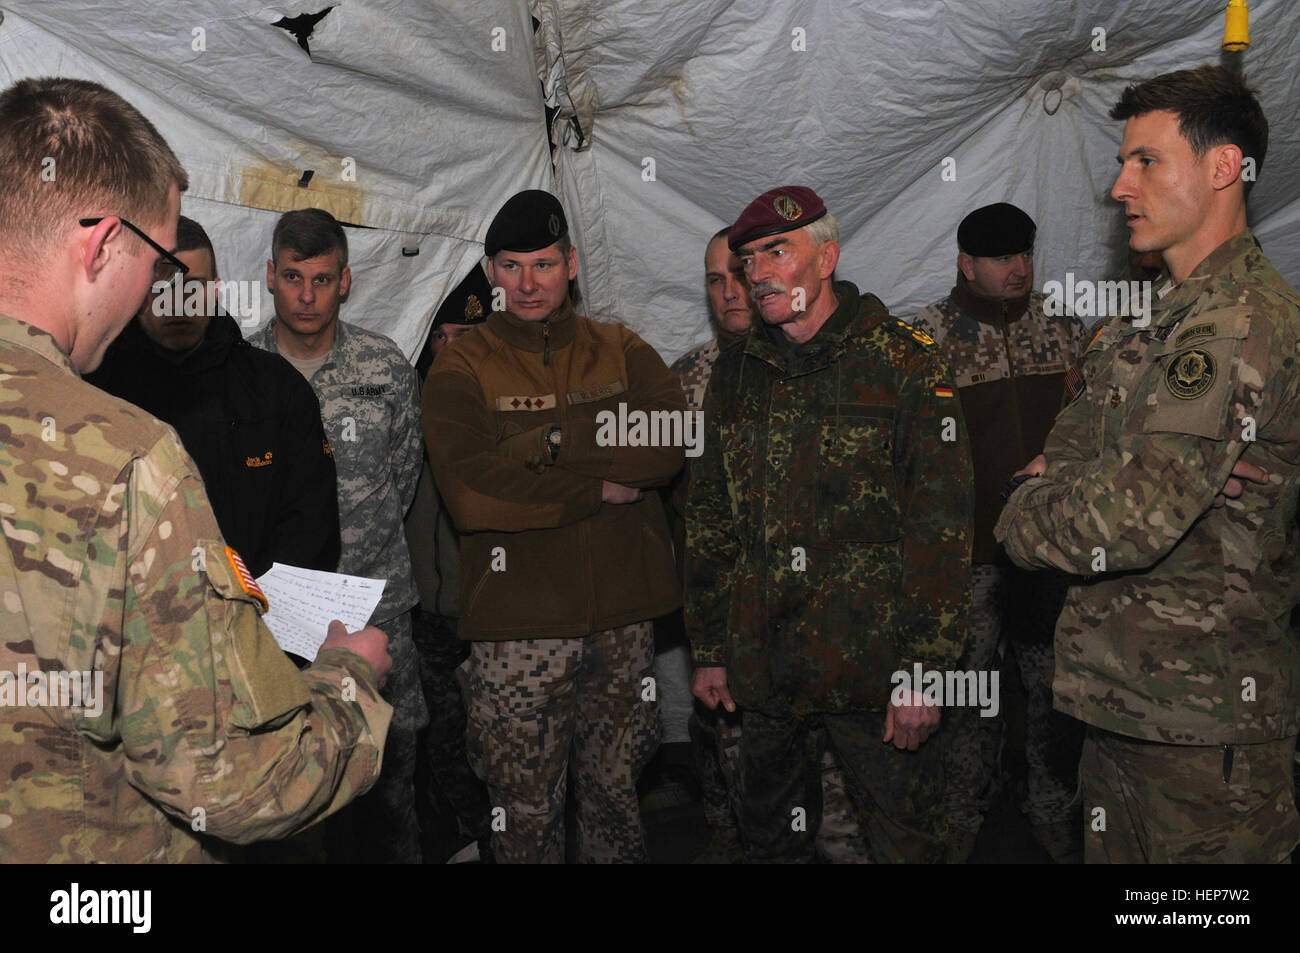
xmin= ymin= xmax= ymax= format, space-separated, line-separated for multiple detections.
xmin=1 ymin=0 xmax=1296 ymax=364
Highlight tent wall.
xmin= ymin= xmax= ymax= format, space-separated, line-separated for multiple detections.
xmin=1 ymin=1 xmax=1296 ymax=363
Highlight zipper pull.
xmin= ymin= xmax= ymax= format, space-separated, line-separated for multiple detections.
xmin=543 ymin=318 xmax=550 ymax=366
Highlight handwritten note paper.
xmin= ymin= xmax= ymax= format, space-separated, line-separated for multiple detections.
xmin=256 ymin=563 xmax=386 ymax=660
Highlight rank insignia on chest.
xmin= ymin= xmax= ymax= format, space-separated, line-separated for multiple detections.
xmin=225 ymin=546 xmax=268 ymax=612
xmin=1165 ymin=348 xmax=1216 ymax=400
xmin=496 ymin=393 xmax=557 ymax=411
xmin=1063 ymin=365 xmax=1086 ymax=401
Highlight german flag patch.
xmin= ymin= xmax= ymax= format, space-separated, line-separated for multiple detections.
xmin=934 ymin=385 xmax=955 ymax=398
xmin=226 ymin=546 xmax=268 ymax=613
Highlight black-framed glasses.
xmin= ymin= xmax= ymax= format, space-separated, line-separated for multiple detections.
xmin=79 ymin=216 xmax=190 ymax=289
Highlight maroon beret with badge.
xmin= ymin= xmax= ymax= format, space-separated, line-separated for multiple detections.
xmin=728 ymin=186 xmax=828 ymax=252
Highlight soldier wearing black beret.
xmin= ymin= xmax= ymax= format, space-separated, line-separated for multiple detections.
xmin=423 ymin=189 xmax=686 ymax=862
xmin=912 ymin=201 xmax=1087 ymax=863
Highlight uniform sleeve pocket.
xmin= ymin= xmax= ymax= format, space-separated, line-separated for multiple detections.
xmin=202 ymin=539 xmax=310 ymax=730
xmin=1144 ymin=310 xmax=1249 ymax=440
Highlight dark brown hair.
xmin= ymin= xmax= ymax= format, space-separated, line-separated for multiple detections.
xmin=1110 ymin=65 xmax=1267 ymax=188
xmin=175 ymin=215 xmax=217 ymax=273
xmin=272 ymin=208 xmax=348 ymax=270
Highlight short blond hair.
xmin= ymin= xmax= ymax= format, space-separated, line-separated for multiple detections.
xmin=0 ymin=77 xmax=188 ymax=263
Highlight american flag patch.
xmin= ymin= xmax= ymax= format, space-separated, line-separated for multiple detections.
xmin=934 ymin=386 xmax=955 ymax=398
xmin=1063 ymin=365 xmax=1086 ymax=402
xmin=226 ymin=546 xmax=268 ymax=612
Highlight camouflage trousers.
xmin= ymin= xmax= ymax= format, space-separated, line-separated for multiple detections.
xmin=331 ymin=610 xmax=429 ymax=863
xmin=459 ymin=621 xmax=659 ymax=863
xmin=816 ymin=750 xmax=872 ymax=862
xmin=944 ymin=564 xmax=1081 ymax=831
xmin=692 ymin=703 xmax=870 ymax=862
xmin=1080 ymin=727 xmax=1299 ymax=863
xmin=740 ymin=705 xmax=946 ymax=863
xmin=691 ymin=703 xmax=744 ymax=834
xmin=411 ymin=611 xmax=491 ymax=848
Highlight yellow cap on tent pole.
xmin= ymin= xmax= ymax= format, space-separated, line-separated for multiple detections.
xmin=1223 ymin=0 xmax=1250 ymax=52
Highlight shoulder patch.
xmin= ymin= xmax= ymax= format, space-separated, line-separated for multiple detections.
xmin=226 ymin=546 xmax=268 ymax=612
xmin=1165 ymin=348 xmax=1216 ymax=400
xmin=208 ymin=546 xmax=269 ymax=613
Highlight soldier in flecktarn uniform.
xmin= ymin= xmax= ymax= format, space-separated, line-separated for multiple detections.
xmin=688 ymin=186 xmax=974 ymax=863
xmin=0 ymin=77 xmax=391 ymax=863
xmin=997 ymin=65 xmax=1300 ymax=863
xmin=911 ymin=203 xmax=1088 ymax=863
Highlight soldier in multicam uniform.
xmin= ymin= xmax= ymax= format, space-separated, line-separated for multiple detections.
xmin=688 ymin=186 xmax=973 ymax=863
xmin=0 ymin=77 xmax=391 ymax=863
xmin=911 ymin=203 xmax=1087 ymax=863
xmin=996 ymin=65 xmax=1300 ymax=863
xmin=425 ymin=190 xmax=684 ymax=863
xmin=405 ymin=264 xmax=494 ymax=863
xmin=250 ymin=208 xmax=426 ymax=863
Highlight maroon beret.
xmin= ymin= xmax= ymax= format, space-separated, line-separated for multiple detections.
xmin=728 ymin=186 xmax=828 ymax=251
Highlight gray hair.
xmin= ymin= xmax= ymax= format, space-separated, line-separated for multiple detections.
xmin=804 ymin=210 xmax=839 ymax=247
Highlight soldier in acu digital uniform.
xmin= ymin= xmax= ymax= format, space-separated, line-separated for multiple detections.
xmin=424 ymin=190 xmax=685 ymax=863
xmin=911 ymin=203 xmax=1087 ymax=863
xmin=0 ymin=77 xmax=391 ymax=863
xmin=996 ymin=65 xmax=1300 ymax=863
xmin=688 ymin=185 xmax=974 ymax=863
xmin=251 ymin=208 xmax=426 ymax=863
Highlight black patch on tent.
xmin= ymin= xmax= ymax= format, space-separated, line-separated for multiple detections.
xmin=273 ymin=8 xmax=334 ymax=55
xmin=297 ymin=169 xmax=314 ymax=187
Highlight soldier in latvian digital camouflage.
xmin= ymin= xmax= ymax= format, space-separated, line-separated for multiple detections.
xmin=911 ymin=203 xmax=1087 ymax=863
xmin=250 ymin=209 xmax=426 ymax=863
xmin=0 ymin=77 xmax=392 ymax=863
xmin=424 ymin=190 xmax=685 ymax=863
xmin=995 ymin=65 xmax=1300 ymax=863
xmin=688 ymin=186 xmax=974 ymax=863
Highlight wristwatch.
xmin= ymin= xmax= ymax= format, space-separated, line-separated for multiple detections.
xmin=546 ymin=425 xmax=563 ymax=462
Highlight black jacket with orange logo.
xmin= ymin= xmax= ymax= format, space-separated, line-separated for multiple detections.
xmin=87 ymin=312 xmax=340 ymax=577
